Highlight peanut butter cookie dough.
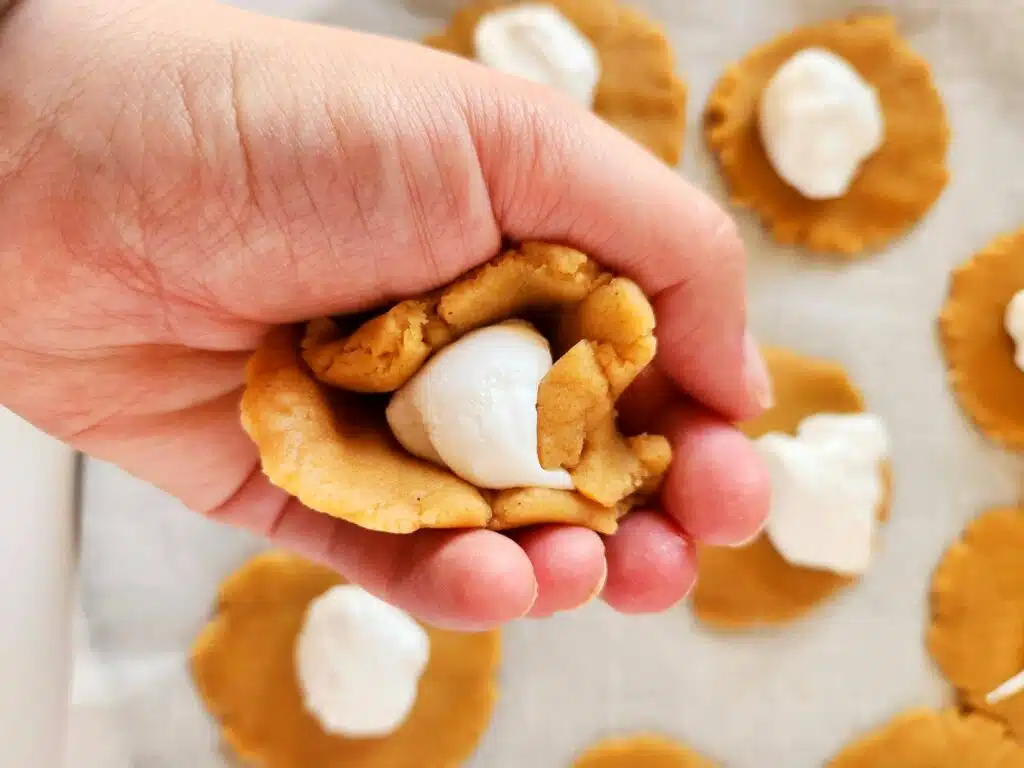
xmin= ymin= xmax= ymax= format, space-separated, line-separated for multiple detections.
xmin=572 ymin=734 xmax=717 ymax=768
xmin=242 ymin=243 xmax=670 ymax=535
xmin=928 ymin=507 xmax=1024 ymax=740
xmin=691 ymin=347 xmax=891 ymax=628
xmin=939 ymin=228 xmax=1024 ymax=449
xmin=826 ymin=708 xmax=1024 ymax=767
xmin=704 ymin=13 xmax=949 ymax=255
xmin=425 ymin=0 xmax=687 ymax=165
xmin=191 ymin=552 xmax=500 ymax=768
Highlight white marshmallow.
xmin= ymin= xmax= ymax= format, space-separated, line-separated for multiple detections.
xmin=759 ymin=47 xmax=884 ymax=199
xmin=1004 ymin=290 xmax=1024 ymax=371
xmin=295 ymin=585 xmax=429 ymax=738
xmin=474 ymin=4 xmax=601 ymax=106
xmin=386 ymin=321 xmax=574 ymax=491
xmin=757 ymin=412 xmax=890 ymax=576
xmin=986 ymin=669 xmax=1024 ymax=705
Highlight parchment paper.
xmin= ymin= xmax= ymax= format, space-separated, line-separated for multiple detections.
xmin=73 ymin=0 xmax=1024 ymax=765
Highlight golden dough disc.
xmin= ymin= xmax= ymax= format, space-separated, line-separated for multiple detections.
xmin=704 ymin=13 xmax=949 ymax=255
xmin=939 ymin=228 xmax=1024 ymax=449
xmin=572 ymin=734 xmax=717 ymax=768
xmin=691 ymin=347 xmax=891 ymax=628
xmin=928 ymin=507 xmax=1024 ymax=740
xmin=826 ymin=708 xmax=1024 ymax=767
xmin=190 ymin=552 xmax=501 ymax=768
xmin=425 ymin=0 xmax=687 ymax=165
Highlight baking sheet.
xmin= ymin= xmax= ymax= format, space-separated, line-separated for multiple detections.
xmin=74 ymin=0 xmax=1024 ymax=765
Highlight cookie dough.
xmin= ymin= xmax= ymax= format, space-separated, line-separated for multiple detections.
xmin=939 ymin=228 xmax=1024 ymax=449
xmin=244 ymin=242 xmax=670 ymax=534
xmin=704 ymin=13 xmax=949 ymax=255
xmin=425 ymin=0 xmax=688 ymax=165
xmin=928 ymin=507 xmax=1024 ymax=739
xmin=572 ymin=734 xmax=717 ymax=768
xmin=826 ymin=708 xmax=1024 ymax=767
xmin=190 ymin=552 xmax=500 ymax=768
xmin=691 ymin=347 xmax=891 ymax=628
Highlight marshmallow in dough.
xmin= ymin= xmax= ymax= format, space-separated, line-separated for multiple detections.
xmin=691 ymin=347 xmax=891 ymax=628
xmin=190 ymin=552 xmax=500 ymax=768
xmin=242 ymin=242 xmax=670 ymax=534
xmin=704 ymin=13 xmax=949 ymax=255
xmin=425 ymin=0 xmax=688 ymax=166
xmin=572 ymin=734 xmax=718 ymax=768
xmin=928 ymin=507 xmax=1024 ymax=740
xmin=826 ymin=708 xmax=1024 ymax=767
xmin=939 ymin=228 xmax=1024 ymax=449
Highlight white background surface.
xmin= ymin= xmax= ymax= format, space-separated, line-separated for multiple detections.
xmin=69 ymin=0 xmax=1024 ymax=766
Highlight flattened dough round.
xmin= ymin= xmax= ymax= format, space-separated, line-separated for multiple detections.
xmin=826 ymin=708 xmax=1024 ymax=767
xmin=691 ymin=347 xmax=891 ymax=628
xmin=573 ymin=734 xmax=717 ymax=767
xmin=704 ymin=13 xmax=949 ymax=255
xmin=425 ymin=0 xmax=687 ymax=165
xmin=939 ymin=228 xmax=1024 ymax=449
xmin=243 ymin=243 xmax=670 ymax=534
xmin=191 ymin=552 xmax=500 ymax=768
xmin=928 ymin=507 xmax=1024 ymax=739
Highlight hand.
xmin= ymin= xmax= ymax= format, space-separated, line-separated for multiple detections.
xmin=0 ymin=0 xmax=771 ymax=630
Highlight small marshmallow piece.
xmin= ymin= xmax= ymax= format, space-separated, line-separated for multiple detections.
xmin=295 ymin=585 xmax=430 ymax=738
xmin=474 ymin=4 xmax=601 ymax=106
xmin=386 ymin=321 xmax=574 ymax=491
xmin=986 ymin=668 xmax=1024 ymax=705
xmin=757 ymin=412 xmax=890 ymax=576
xmin=1004 ymin=290 xmax=1024 ymax=372
xmin=759 ymin=47 xmax=885 ymax=200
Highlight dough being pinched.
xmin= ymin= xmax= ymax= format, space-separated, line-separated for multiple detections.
xmin=242 ymin=243 xmax=670 ymax=534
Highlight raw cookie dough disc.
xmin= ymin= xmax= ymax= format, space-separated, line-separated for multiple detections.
xmin=928 ymin=507 xmax=1024 ymax=739
xmin=425 ymin=0 xmax=687 ymax=165
xmin=704 ymin=13 xmax=949 ymax=255
xmin=691 ymin=347 xmax=891 ymax=628
xmin=244 ymin=242 xmax=670 ymax=534
xmin=826 ymin=708 xmax=1024 ymax=767
xmin=191 ymin=552 xmax=500 ymax=768
xmin=572 ymin=734 xmax=717 ymax=768
xmin=939 ymin=228 xmax=1024 ymax=449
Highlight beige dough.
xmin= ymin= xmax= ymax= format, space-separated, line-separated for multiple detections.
xmin=243 ymin=242 xmax=670 ymax=534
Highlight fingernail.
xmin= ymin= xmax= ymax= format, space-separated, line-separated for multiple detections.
xmin=583 ymin=558 xmax=609 ymax=605
xmin=519 ymin=580 xmax=540 ymax=619
xmin=725 ymin=517 xmax=768 ymax=548
xmin=743 ymin=330 xmax=774 ymax=411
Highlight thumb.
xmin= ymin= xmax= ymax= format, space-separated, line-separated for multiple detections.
xmin=5 ymin=0 xmax=770 ymax=421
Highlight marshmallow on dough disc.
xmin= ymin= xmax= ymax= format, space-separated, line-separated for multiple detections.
xmin=758 ymin=412 xmax=890 ymax=576
xmin=1004 ymin=290 xmax=1024 ymax=371
xmin=759 ymin=47 xmax=884 ymax=200
xmin=387 ymin=321 xmax=574 ymax=491
xmin=474 ymin=4 xmax=600 ymax=106
xmin=295 ymin=585 xmax=430 ymax=737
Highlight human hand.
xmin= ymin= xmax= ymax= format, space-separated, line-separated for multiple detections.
xmin=0 ymin=0 xmax=771 ymax=630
